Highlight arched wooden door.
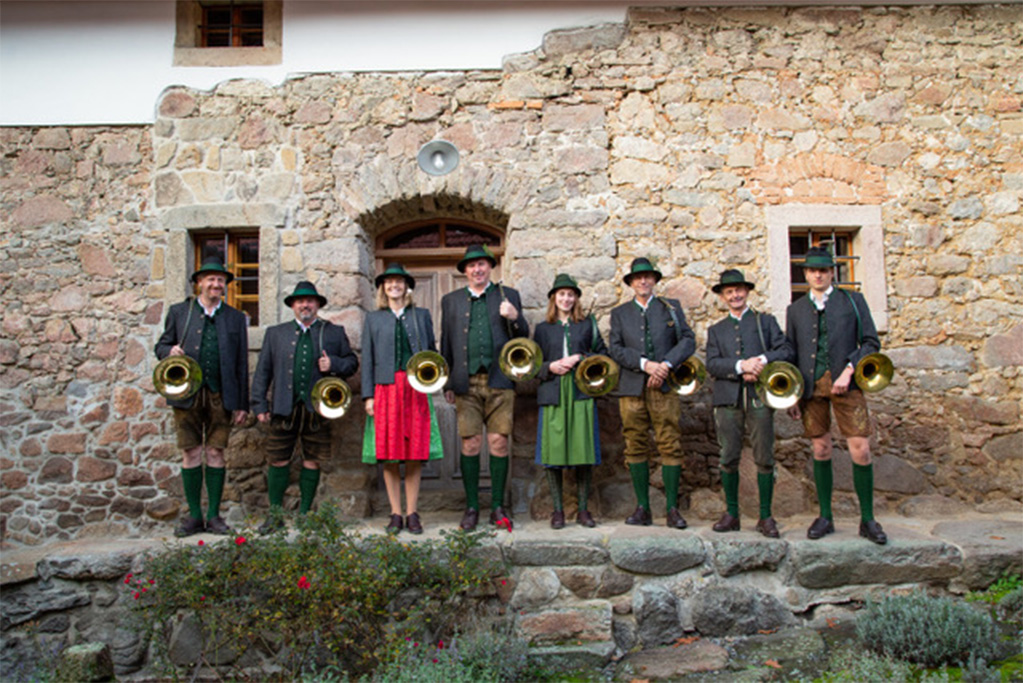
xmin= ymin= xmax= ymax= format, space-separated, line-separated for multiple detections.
xmin=375 ymin=219 xmax=504 ymax=494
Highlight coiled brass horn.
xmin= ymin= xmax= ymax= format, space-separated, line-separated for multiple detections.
xmin=153 ymin=356 xmax=203 ymax=400
xmin=574 ymin=354 xmax=620 ymax=397
xmin=667 ymin=356 xmax=706 ymax=396
xmin=755 ymin=361 xmax=804 ymax=410
xmin=855 ymin=352 xmax=894 ymax=393
xmin=406 ymin=351 xmax=449 ymax=394
xmin=498 ymin=338 xmax=543 ymax=382
xmin=311 ymin=377 xmax=352 ymax=420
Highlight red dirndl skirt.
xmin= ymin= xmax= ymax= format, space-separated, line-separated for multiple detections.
xmin=374 ymin=371 xmax=431 ymax=461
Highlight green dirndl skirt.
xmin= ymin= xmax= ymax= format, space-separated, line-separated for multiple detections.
xmin=362 ymin=393 xmax=444 ymax=464
xmin=535 ymin=374 xmax=601 ymax=468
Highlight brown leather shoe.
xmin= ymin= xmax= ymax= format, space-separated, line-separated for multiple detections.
xmin=625 ymin=506 xmax=652 ymax=526
xmin=174 ymin=516 xmax=205 ymax=538
xmin=859 ymin=519 xmax=888 ymax=545
xmin=756 ymin=517 xmax=780 ymax=538
xmin=577 ymin=510 xmax=596 ymax=528
xmin=666 ymin=507 xmax=688 ymax=530
xmin=712 ymin=512 xmax=741 ymax=532
xmin=459 ymin=508 xmax=479 ymax=531
xmin=205 ymin=516 xmax=232 ymax=536
xmin=490 ymin=507 xmax=513 ymax=531
xmin=406 ymin=512 xmax=423 ymax=535
xmin=385 ymin=514 xmax=403 ymax=534
xmin=807 ymin=516 xmax=835 ymax=539
xmin=550 ymin=510 xmax=566 ymax=529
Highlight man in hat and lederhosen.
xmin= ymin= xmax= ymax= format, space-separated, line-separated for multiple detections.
xmin=251 ymin=281 xmax=358 ymax=534
xmin=608 ymin=257 xmax=696 ymax=529
xmin=440 ymin=244 xmax=529 ymax=531
xmin=155 ymin=257 xmax=249 ymax=537
xmin=706 ymin=269 xmax=794 ymax=538
xmin=786 ymin=246 xmax=887 ymax=544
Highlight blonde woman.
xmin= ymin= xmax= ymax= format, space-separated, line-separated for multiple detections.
xmin=533 ymin=274 xmax=606 ymax=528
xmin=361 ymin=264 xmax=442 ymax=534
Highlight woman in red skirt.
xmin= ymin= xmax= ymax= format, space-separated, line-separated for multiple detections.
xmin=361 ymin=264 xmax=442 ymax=534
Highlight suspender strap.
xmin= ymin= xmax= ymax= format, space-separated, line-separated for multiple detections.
xmin=589 ymin=314 xmax=599 ymax=352
xmin=657 ymin=297 xmax=681 ymax=345
xmin=751 ymin=308 xmax=768 ymax=355
xmin=840 ymin=288 xmax=863 ymax=346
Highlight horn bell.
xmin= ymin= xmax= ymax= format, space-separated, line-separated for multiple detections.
xmin=498 ymin=338 xmax=543 ymax=382
xmin=406 ymin=351 xmax=449 ymax=395
xmin=574 ymin=354 xmax=620 ymax=397
xmin=153 ymin=355 xmax=203 ymax=401
xmin=667 ymin=356 xmax=706 ymax=396
xmin=855 ymin=352 xmax=894 ymax=393
xmin=311 ymin=377 xmax=352 ymax=420
xmin=755 ymin=361 xmax=804 ymax=410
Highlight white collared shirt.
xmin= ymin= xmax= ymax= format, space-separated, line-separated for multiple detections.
xmin=810 ymin=286 xmax=834 ymax=312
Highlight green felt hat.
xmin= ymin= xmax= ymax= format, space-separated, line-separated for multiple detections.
xmin=802 ymin=246 xmax=837 ymax=269
xmin=456 ymin=244 xmax=498 ymax=273
xmin=191 ymin=257 xmax=234 ymax=284
xmin=284 ymin=281 xmax=327 ymax=307
xmin=547 ymin=273 xmax=581 ymax=299
xmin=375 ymin=262 xmax=415 ymax=290
xmin=712 ymin=268 xmax=756 ymax=294
xmin=623 ymin=257 xmax=662 ymax=285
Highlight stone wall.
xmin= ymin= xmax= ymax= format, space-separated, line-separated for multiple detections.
xmin=2 ymin=5 xmax=1021 ymax=545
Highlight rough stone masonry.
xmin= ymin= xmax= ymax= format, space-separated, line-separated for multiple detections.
xmin=1 ymin=5 xmax=1020 ymax=545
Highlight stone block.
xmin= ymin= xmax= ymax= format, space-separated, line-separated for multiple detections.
xmin=731 ymin=628 xmax=827 ymax=676
xmin=710 ymin=537 xmax=789 ymax=577
xmin=0 ymin=579 xmax=92 ymax=629
xmin=510 ymin=567 xmax=561 ymax=608
xmin=690 ymin=583 xmax=794 ymax=636
xmin=39 ymin=457 xmax=73 ymax=484
xmin=945 ymin=396 xmax=1019 ymax=426
xmin=609 ymin=534 xmax=705 ymax=575
xmin=894 ymin=276 xmax=938 ymax=298
xmin=934 ymin=519 xmax=1023 ymax=591
xmin=506 ymin=539 xmax=609 ymax=566
xmin=886 ymin=345 xmax=975 ymax=372
xmin=542 ymin=23 xmax=626 ymax=57
xmin=624 ymin=639 xmax=730 ymax=678
xmin=517 ymin=601 xmax=613 ymax=646
xmin=982 ymin=323 xmax=1023 ymax=368
xmin=33 ymin=128 xmax=71 ymax=149
xmin=47 ymin=432 xmax=88 ymax=455
xmin=791 ymin=537 xmax=962 ymax=589
xmin=983 ymin=432 xmax=1022 ymax=462
xmin=37 ymin=550 xmax=135 ymax=581
xmin=159 ymin=90 xmax=197 ymax=118
xmin=634 ymin=583 xmax=684 ymax=646
xmin=898 ymin=494 xmax=970 ymax=517
xmin=867 ymin=141 xmax=911 ymax=167
xmin=75 ymin=457 xmax=117 ymax=483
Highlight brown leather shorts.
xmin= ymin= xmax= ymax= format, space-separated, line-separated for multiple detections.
xmin=800 ymin=371 xmax=872 ymax=438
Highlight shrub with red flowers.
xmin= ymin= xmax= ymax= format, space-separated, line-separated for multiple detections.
xmin=127 ymin=502 xmax=504 ymax=680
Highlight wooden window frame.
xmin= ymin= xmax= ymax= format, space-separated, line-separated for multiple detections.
xmin=788 ymin=227 xmax=860 ymax=301
xmin=199 ymin=2 xmax=265 ymax=48
xmin=174 ymin=0 xmax=281 ymax=67
xmin=376 ymin=219 xmax=505 ymax=269
xmin=193 ymin=230 xmax=260 ymax=326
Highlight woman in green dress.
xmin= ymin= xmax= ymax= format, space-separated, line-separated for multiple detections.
xmin=533 ymin=274 xmax=606 ymax=529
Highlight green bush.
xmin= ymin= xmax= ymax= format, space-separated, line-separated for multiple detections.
xmin=372 ymin=627 xmax=530 ymax=683
xmin=126 ymin=503 xmax=504 ymax=680
xmin=856 ymin=591 xmax=999 ymax=669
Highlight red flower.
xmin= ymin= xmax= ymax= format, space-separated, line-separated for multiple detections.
xmin=432 ymin=658 xmax=439 ymax=664
xmin=148 ymin=579 xmax=155 ymax=585
xmin=438 ymin=640 xmax=444 ymax=649
xmin=235 ymin=536 xmax=246 ymax=545
xmin=200 ymin=596 xmax=206 ymax=602
xmin=198 ymin=540 xmax=205 ymax=546
xmin=123 ymin=578 xmax=130 ymax=585
xmin=298 ymin=575 xmax=311 ymax=590
xmin=501 ymin=579 xmax=507 ymax=586
xmin=496 ymin=517 xmax=512 ymax=532
xmin=133 ymin=592 xmax=140 ymax=600
xmin=126 ymin=573 xmax=133 ymax=580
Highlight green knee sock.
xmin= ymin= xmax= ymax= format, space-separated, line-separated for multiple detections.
xmin=628 ymin=462 xmax=650 ymax=511
xmin=299 ymin=468 xmax=320 ymax=514
xmin=758 ymin=471 xmax=774 ymax=520
xmin=490 ymin=456 xmax=509 ymax=511
xmin=461 ymin=454 xmax=480 ymax=510
xmin=545 ymin=469 xmax=564 ymax=512
xmin=181 ymin=466 xmax=204 ymax=520
xmin=721 ymin=470 xmax=740 ymax=517
xmin=205 ymin=466 xmax=226 ymax=518
xmin=662 ymin=464 xmax=681 ymax=513
xmin=267 ymin=465 xmax=291 ymax=509
xmin=813 ymin=459 xmax=834 ymax=520
xmin=577 ymin=466 xmax=592 ymax=512
xmin=853 ymin=463 xmax=875 ymax=522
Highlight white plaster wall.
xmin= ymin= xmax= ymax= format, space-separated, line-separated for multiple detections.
xmin=0 ymin=0 xmax=626 ymax=126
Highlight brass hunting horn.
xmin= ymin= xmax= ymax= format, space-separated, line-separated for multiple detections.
xmin=311 ymin=377 xmax=352 ymax=420
xmin=498 ymin=338 xmax=543 ymax=382
xmin=406 ymin=351 xmax=449 ymax=394
xmin=574 ymin=355 xmax=620 ymax=397
xmin=667 ymin=356 xmax=707 ymax=396
xmin=855 ymin=352 xmax=894 ymax=393
xmin=755 ymin=361 xmax=804 ymax=410
xmin=153 ymin=356 xmax=203 ymax=401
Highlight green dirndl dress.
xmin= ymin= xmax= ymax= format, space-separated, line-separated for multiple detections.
xmin=535 ymin=373 xmax=601 ymax=468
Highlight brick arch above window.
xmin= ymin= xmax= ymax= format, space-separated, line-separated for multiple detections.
xmin=750 ymin=153 xmax=888 ymax=206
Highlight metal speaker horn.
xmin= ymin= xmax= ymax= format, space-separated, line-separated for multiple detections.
xmin=667 ymin=356 xmax=706 ymax=396
xmin=755 ymin=361 xmax=804 ymax=410
xmin=574 ymin=354 xmax=620 ymax=398
xmin=498 ymin=338 xmax=543 ymax=382
xmin=417 ymin=140 xmax=459 ymax=176
xmin=153 ymin=355 xmax=203 ymax=401
xmin=406 ymin=351 xmax=449 ymax=395
xmin=855 ymin=352 xmax=894 ymax=393
xmin=311 ymin=377 xmax=352 ymax=420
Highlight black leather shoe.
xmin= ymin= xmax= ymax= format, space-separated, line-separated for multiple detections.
xmin=490 ymin=507 xmax=513 ymax=530
xmin=666 ymin=507 xmax=688 ymax=530
xmin=406 ymin=512 xmax=423 ymax=535
xmin=807 ymin=516 xmax=835 ymax=540
xmin=625 ymin=506 xmax=652 ymax=526
xmin=386 ymin=514 xmax=403 ymax=534
xmin=257 ymin=516 xmax=285 ymax=535
xmin=577 ymin=510 xmax=596 ymax=528
xmin=550 ymin=510 xmax=566 ymax=529
xmin=174 ymin=516 xmax=205 ymax=538
xmin=206 ymin=516 xmax=232 ymax=536
xmin=459 ymin=508 xmax=479 ymax=531
xmin=756 ymin=517 xmax=780 ymax=538
xmin=859 ymin=519 xmax=888 ymax=545
xmin=712 ymin=512 xmax=741 ymax=532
